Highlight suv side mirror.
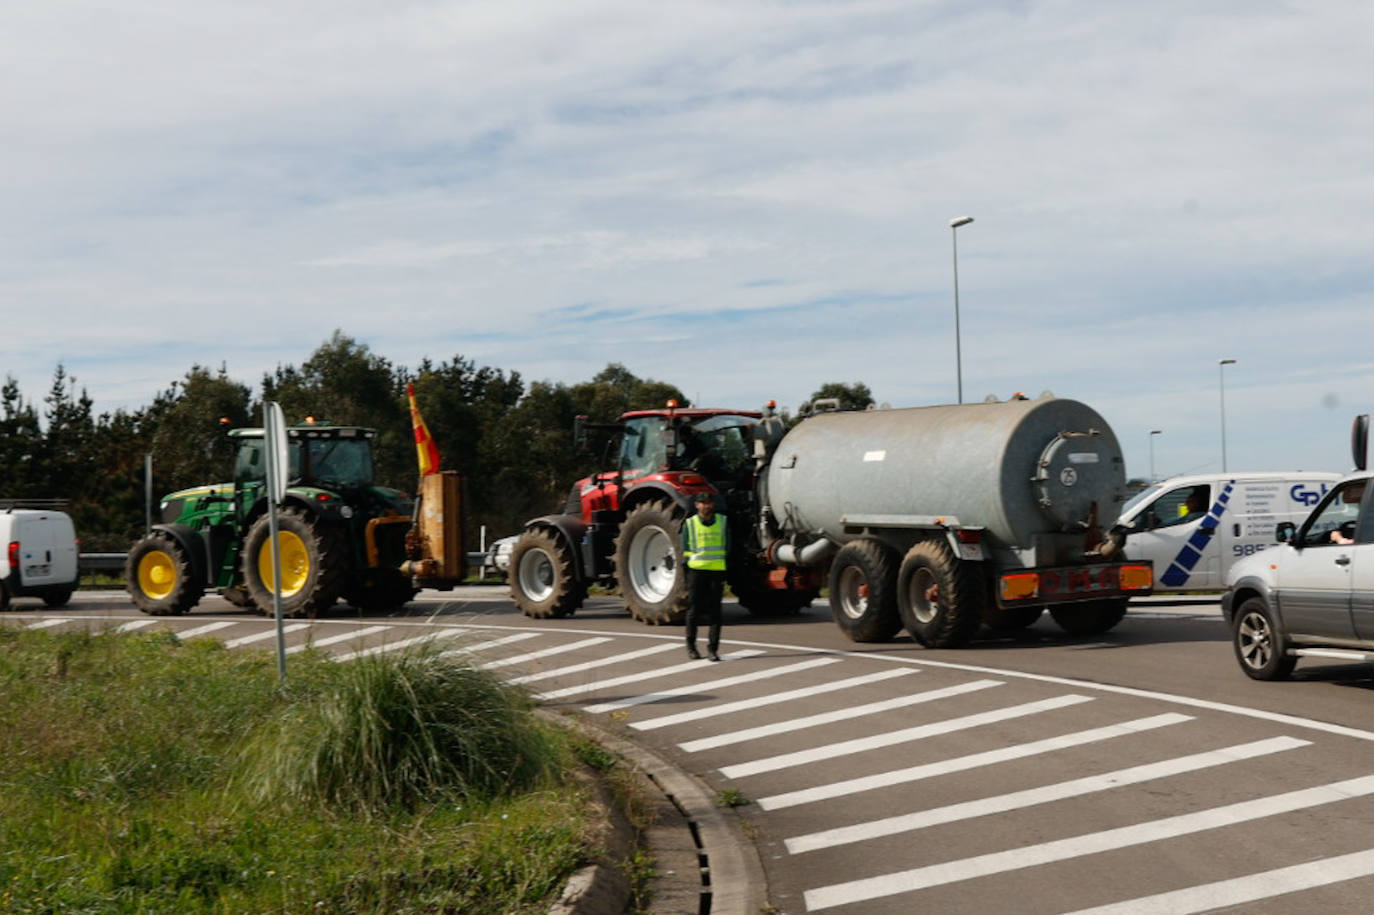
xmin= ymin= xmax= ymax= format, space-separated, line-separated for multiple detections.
xmin=1276 ymin=521 xmax=1296 ymax=544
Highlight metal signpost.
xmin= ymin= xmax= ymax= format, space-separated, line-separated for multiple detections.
xmin=263 ymin=402 xmax=290 ymax=681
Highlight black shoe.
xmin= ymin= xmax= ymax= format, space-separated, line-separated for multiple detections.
xmin=687 ymin=647 xmax=702 ymax=660
xmin=708 ymin=651 xmax=721 ymax=662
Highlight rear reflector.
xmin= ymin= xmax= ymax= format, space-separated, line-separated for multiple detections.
xmin=1000 ymin=572 xmax=1040 ymax=601
xmin=1119 ymin=564 xmax=1153 ymax=591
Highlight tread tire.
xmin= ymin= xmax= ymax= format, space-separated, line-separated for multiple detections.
xmin=897 ymin=540 xmax=984 ymax=648
xmin=1049 ymin=597 xmax=1129 ymax=636
xmin=241 ymin=508 xmax=347 ymax=618
xmin=827 ymin=539 xmax=902 ymax=642
xmin=615 ymin=502 xmax=690 ymax=625
xmin=126 ymin=531 xmax=203 ymax=616
xmin=510 ymin=528 xmax=583 ymax=619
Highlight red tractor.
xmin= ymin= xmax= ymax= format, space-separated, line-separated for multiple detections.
xmin=508 ymin=402 xmax=820 ymax=624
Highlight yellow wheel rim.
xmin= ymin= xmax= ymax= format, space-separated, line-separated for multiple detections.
xmin=137 ymin=550 xmax=178 ymax=601
xmin=257 ymin=530 xmax=311 ymax=598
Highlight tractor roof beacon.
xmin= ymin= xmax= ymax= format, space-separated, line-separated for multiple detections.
xmin=126 ymin=421 xmax=418 ymax=617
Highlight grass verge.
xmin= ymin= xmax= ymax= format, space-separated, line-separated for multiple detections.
xmin=0 ymin=627 xmax=596 ymax=914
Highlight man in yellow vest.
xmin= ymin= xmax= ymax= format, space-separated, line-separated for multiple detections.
xmin=683 ymin=491 xmax=729 ymax=661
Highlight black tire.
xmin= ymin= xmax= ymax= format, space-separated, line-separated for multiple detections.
xmin=827 ymin=539 xmax=902 ymax=642
xmin=897 ymin=540 xmax=985 ymax=648
xmin=43 ymin=586 xmax=75 ymax=608
xmin=1049 ymin=598 xmax=1129 ymax=636
xmin=615 ymin=502 xmax=690 ymax=625
xmin=735 ymin=584 xmax=817 ymax=618
xmin=1233 ymin=596 xmax=1296 ymax=681
xmin=221 ymin=586 xmax=254 ymax=608
xmin=983 ymin=605 xmax=1044 ymax=631
xmin=0 ymin=579 xmax=10 ymax=611
xmin=510 ymin=528 xmax=584 ymax=619
xmin=240 ymin=508 xmax=347 ymax=618
xmin=344 ymin=573 xmax=421 ymax=613
xmin=126 ymin=532 xmax=204 ymax=616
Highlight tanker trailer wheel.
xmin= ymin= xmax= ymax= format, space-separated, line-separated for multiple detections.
xmin=896 ymin=540 xmax=984 ymax=648
xmin=241 ymin=509 xmax=347 ymax=618
xmin=1049 ymin=597 xmax=1128 ymax=636
xmin=982 ymin=605 xmax=1044 ymax=631
xmin=827 ymin=540 xmax=902 ymax=642
xmin=126 ymin=531 xmax=204 ymax=616
xmin=509 ymin=529 xmax=584 ymax=619
xmin=615 ymin=502 xmax=690 ymax=625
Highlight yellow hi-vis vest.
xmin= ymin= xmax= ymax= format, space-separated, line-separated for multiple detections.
xmin=685 ymin=515 xmax=727 ymax=571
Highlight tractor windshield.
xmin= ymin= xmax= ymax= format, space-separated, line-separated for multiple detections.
xmin=619 ymin=416 xmax=668 ymax=481
xmin=303 ymin=438 xmax=373 ymax=487
xmin=678 ymin=414 xmax=753 ymax=478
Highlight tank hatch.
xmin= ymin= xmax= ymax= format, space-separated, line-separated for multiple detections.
xmin=1032 ymin=430 xmax=1120 ymax=530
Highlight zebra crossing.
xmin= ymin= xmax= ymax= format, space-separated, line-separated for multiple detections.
xmin=11 ymin=611 xmax=1374 ymax=913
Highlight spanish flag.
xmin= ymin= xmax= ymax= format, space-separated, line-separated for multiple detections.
xmin=407 ymin=382 xmax=441 ymax=476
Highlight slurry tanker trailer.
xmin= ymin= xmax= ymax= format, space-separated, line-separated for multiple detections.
xmin=508 ymin=393 xmax=1153 ymax=648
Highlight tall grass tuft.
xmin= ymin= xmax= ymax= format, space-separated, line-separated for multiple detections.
xmin=240 ymin=644 xmax=561 ymax=811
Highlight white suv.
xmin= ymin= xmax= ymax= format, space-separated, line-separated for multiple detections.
xmin=1222 ymin=471 xmax=1373 ymax=679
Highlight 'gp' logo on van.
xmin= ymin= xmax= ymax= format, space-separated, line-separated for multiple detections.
xmin=1291 ymin=483 xmax=1330 ymax=507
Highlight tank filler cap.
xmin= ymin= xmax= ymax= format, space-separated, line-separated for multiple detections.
xmin=1032 ymin=431 xmax=1118 ymax=529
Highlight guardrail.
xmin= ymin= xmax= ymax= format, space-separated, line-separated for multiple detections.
xmin=80 ymin=552 xmax=498 ymax=575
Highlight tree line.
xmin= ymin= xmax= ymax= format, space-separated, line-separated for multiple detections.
xmin=1 ymin=330 xmax=874 ymax=552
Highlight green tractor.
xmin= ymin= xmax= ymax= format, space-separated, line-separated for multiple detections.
xmin=126 ymin=421 xmax=418 ymax=617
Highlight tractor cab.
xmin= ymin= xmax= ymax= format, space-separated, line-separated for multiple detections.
xmin=618 ymin=410 xmax=758 ymax=486
xmin=231 ymin=424 xmax=377 ymax=491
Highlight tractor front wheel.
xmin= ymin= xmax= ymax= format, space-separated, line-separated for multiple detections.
xmin=126 ymin=531 xmax=204 ymax=616
xmin=509 ymin=529 xmax=584 ymax=619
xmin=241 ymin=509 xmax=347 ymax=618
xmin=615 ymin=502 xmax=690 ymax=625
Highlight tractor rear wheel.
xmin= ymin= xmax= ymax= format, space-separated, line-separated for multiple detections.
xmin=615 ymin=502 xmax=690 ymax=625
xmin=241 ymin=509 xmax=347 ymax=618
xmin=897 ymin=540 xmax=985 ymax=648
xmin=127 ymin=531 xmax=203 ymax=616
xmin=827 ymin=539 xmax=902 ymax=642
xmin=510 ymin=529 xmax=584 ymax=619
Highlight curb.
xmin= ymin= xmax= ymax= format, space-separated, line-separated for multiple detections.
xmin=546 ymin=711 xmax=770 ymax=915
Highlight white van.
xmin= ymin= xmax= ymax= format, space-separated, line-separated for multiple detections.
xmin=1117 ymin=472 xmax=1341 ymax=591
xmin=0 ymin=506 xmax=80 ymax=609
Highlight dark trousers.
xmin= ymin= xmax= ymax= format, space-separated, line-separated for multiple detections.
xmin=686 ymin=568 xmax=725 ymax=652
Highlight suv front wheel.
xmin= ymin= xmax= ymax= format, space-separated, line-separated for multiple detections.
xmin=1233 ymin=597 xmax=1297 ymax=681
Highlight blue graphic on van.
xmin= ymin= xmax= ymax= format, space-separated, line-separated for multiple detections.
xmin=1291 ymin=482 xmax=1330 ymax=507
xmin=1159 ymin=481 xmax=1235 ymax=588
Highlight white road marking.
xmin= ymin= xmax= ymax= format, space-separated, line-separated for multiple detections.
xmin=803 ymin=774 xmax=1374 ymax=911
xmin=720 ymin=694 xmax=1093 ymax=780
xmin=285 ymin=624 xmax=392 ymax=655
xmin=534 ymin=650 xmax=767 ymax=701
xmin=680 ymin=679 xmax=1003 ymax=753
xmin=333 ymin=628 xmax=467 ymax=661
xmin=439 ymin=632 xmax=541 ymax=657
xmin=506 ymin=642 xmax=680 ymax=685
xmin=581 ymin=657 xmax=840 ymax=714
xmin=1062 ymin=847 xmax=1374 ymax=915
xmin=631 ymin=668 xmax=917 ymax=732
xmin=762 ymin=712 xmax=1193 ymax=811
xmin=785 ymin=734 xmax=1307 ymax=852
xmin=113 ymin=619 xmax=158 ymax=632
xmin=224 ymin=624 xmax=309 ymax=648
xmin=176 ymin=621 xmax=238 ymax=639
xmin=478 ymin=636 xmax=611 ymax=669
xmin=26 ymin=618 xmax=72 ymax=629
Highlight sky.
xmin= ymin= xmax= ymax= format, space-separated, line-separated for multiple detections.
xmin=5 ymin=0 xmax=1374 ymax=484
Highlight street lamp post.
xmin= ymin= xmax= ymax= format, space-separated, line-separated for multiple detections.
xmin=1149 ymin=429 xmax=1162 ymax=482
xmin=950 ymin=216 xmax=974 ymax=404
xmin=1219 ymin=359 xmax=1237 ymax=472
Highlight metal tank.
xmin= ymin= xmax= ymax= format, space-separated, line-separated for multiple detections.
xmin=764 ymin=395 xmax=1126 ymax=550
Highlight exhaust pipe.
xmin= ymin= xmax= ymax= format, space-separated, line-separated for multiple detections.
xmin=767 ymin=536 xmax=836 ymax=567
